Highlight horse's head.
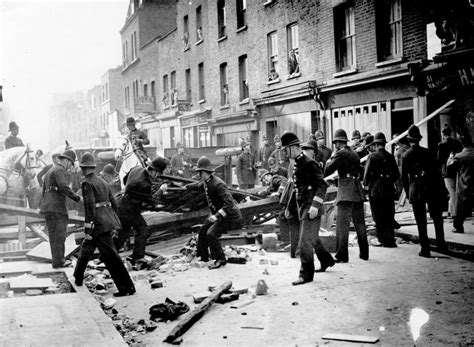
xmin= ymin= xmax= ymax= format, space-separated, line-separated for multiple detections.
xmin=114 ymin=136 xmax=131 ymax=161
xmin=3 ymin=146 xmax=40 ymax=181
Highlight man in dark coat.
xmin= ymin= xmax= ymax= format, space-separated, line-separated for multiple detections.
xmin=186 ymin=156 xmax=242 ymax=269
xmin=115 ymin=157 xmax=169 ymax=262
xmin=126 ymin=117 xmax=150 ymax=165
xmin=325 ymin=129 xmax=369 ymax=263
xmin=256 ymin=134 xmax=275 ymax=170
xmin=281 ymin=132 xmax=334 ymax=285
xmin=37 ymin=152 xmax=60 ymax=187
xmin=437 ymin=125 xmax=463 ymax=217
xmin=270 ymin=135 xmax=290 ymax=169
xmin=350 ymin=130 xmax=362 ymax=151
xmin=39 ymin=149 xmax=82 ymax=268
xmin=447 ymin=133 xmax=474 ymax=233
xmin=314 ymin=130 xmax=332 ymax=168
xmin=236 ymin=140 xmax=257 ymax=189
xmin=401 ymin=125 xmax=447 ymax=257
xmin=363 ymin=132 xmax=400 ymax=247
xmin=170 ymin=142 xmax=193 ymax=178
xmin=4 ymin=121 xmax=24 ymax=149
xmin=73 ymin=153 xmax=135 ymax=297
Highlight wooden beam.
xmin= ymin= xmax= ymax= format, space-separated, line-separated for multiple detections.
xmin=0 ymin=203 xmax=84 ymax=223
xmin=18 ymin=216 xmax=26 ymax=248
xmin=164 ymin=280 xmax=232 ymax=343
xmin=27 ymin=224 xmax=49 ymax=242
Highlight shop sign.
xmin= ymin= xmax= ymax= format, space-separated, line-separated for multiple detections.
xmin=181 ymin=115 xmax=209 ymax=127
xmin=199 ymin=125 xmax=208 ymax=133
xmin=425 ymin=63 xmax=474 ymax=93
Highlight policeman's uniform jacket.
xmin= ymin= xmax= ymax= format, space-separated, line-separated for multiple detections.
xmin=4 ymin=136 xmax=24 ymax=149
xmin=324 ymin=145 xmax=365 ymax=204
xmin=292 ymin=153 xmax=328 ymax=218
xmin=363 ymin=147 xmax=400 ymax=199
xmin=447 ymin=145 xmax=474 ymax=204
xmin=39 ymin=165 xmax=81 ymax=215
xmin=401 ymin=144 xmax=445 ymax=203
xmin=270 ymin=147 xmax=290 ymax=169
xmin=187 ymin=175 xmax=242 ymax=222
xmin=82 ymin=173 xmax=121 ymax=234
xmin=257 ymin=144 xmax=275 ymax=170
xmin=236 ymin=151 xmax=257 ymax=185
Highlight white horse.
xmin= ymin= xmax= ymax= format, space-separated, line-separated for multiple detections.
xmin=0 ymin=146 xmax=42 ymax=207
xmin=114 ymin=136 xmax=143 ymax=188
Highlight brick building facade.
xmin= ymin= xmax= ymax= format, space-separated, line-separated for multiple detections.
xmin=118 ymin=0 xmax=467 ymax=155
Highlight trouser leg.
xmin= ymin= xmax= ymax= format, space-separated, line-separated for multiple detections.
xmin=97 ymin=233 xmax=135 ymax=291
xmin=428 ymin=199 xmax=445 ymax=247
xmin=196 ymin=223 xmax=211 ymax=261
xmin=46 ymin=213 xmax=68 ymax=268
xmin=132 ymin=216 xmax=149 ymax=260
xmin=298 ymin=214 xmax=316 ymax=281
xmin=74 ymin=238 xmax=97 ymax=282
xmin=311 ymin=216 xmax=334 ymax=266
xmin=412 ymin=201 xmax=430 ymax=253
xmin=369 ymin=198 xmax=383 ymax=243
xmin=207 ymin=220 xmax=227 ymax=262
xmin=278 ymin=211 xmax=290 ymax=243
xmin=352 ymin=201 xmax=368 ymax=260
xmin=444 ymin=177 xmax=456 ymax=216
xmin=288 ymin=217 xmax=300 ymax=258
xmin=335 ymin=202 xmax=351 ymax=262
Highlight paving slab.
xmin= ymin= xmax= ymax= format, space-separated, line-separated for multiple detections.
xmin=0 ymin=291 xmax=126 ymax=346
xmin=0 ymin=260 xmax=55 ymax=276
xmin=26 ymin=234 xmax=78 ymax=262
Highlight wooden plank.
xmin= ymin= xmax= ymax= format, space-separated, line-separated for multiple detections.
xmin=27 ymin=224 xmax=49 ymax=242
xmin=26 ymin=234 xmax=79 ymax=262
xmin=0 ymin=203 xmax=84 ymax=223
xmin=18 ymin=216 xmax=27 ymax=248
xmin=164 ymin=280 xmax=233 ymax=343
xmin=321 ymin=333 xmax=379 ymax=343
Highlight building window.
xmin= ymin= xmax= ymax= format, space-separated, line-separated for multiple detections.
xmin=185 ymin=68 xmax=192 ymax=102
xmin=238 ymin=55 xmax=249 ymax=101
xmin=106 ymin=82 xmax=109 ymax=100
xmin=335 ymin=4 xmax=356 ymax=71
xmin=217 ymin=0 xmax=226 ymax=38
xmin=133 ymin=31 xmax=138 ymax=60
xmin=183 ymin=15 xmax=190 ymax=50
xmin=143 ymin=83 xmax=148 ymax=97
xmin=196 ymin=6 xmax=203 ymax=42
xmin=376 ymin=0 xmax=402 ymax=61
xmin=162 ymin=75 xmax=169 ymax=108
xmin=198 ymin=63 xmax=205 ymax=101
xmin=236 ymin=0 xmax=246 ymax=29
xmin=220 ymin=63 xmax=228 ymax=106
xmin=170 ymin=71 xmax=177 ymax=106
xmin=151 ymin=81 xmax=155 ymax=99
xmin=131 ymin=34 xmax=135 ymax=61
xmin=287 ymin=23 xmax=300 ymax=76
xmin=267 ymin=31 xmax=279 ymax=81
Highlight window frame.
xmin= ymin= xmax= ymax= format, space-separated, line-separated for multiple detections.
xmin=217 ymin=0 xmax=226 ymax=39
xmin=335 ymin=5 xmax=356 ymax=72
xmin=219 ymin=62 xmax=228 ymax=106
xmin=238 ymin=55 xmax=249 ymax=101
xmin=196 ymin=5 xmax=203 ymax=42
xmin=185 ymin=68 xmax=192 ymax=102
xmin=287 ymin=22 xmax=300 ymax=76
xmin=198 ymin=62 xmax=205 ymax=101
xmin=267 ymin=31 xmax=279 ymax=81
xmin=236 ymin=0 xmax=247 ymax=30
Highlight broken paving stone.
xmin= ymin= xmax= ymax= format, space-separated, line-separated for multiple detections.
xmin=270 ymin=259 xmax=279 ymax=265
xmin=84 ymin=269 xmax=101 ymax=277
xmin=231 ymin=288 xmax=248 ymax=295
xmin=255 ymin=280 xmax=268 ymax=295
xmin=159 ymin=264 xmax=171 ymax=273
xmin=216 ymin=293 xmax=240 ymax=304
xmin=193 ymin=292 xmax=209 ymax=304
xmin=103 ymin=298 xmax=117 ymax=309
xmin=45 ymin=286 xmax=60 ymax=294
xmin=262 ymin=268 xmax=270 ymax=275
xmin=151 ymin=280 xmax=164 ymax=289
xmin=25 ymin=289 xmax=43 ymax=296
xmin=259 ymin=259 xmax=269 ymax=265
xmin=227 ymin=257 xmax=247 ymax=264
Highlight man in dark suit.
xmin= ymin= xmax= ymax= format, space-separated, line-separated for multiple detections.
xmin=115 ymin=157 xmax=169 ymax=262
xmin=401 ymin=125 xmax=447 ymax=257
xmin=236 ymin=140 xmax=257 ymax=189
xmin=73 ymin=153 xmax=135 ymax=297
xmin=281 ymin=133 xmax=334 ymax=285
xmin=325 ymin=129 xmax=369 ymax=263
xmin=39 ymin=149 xmax=82 ymax=268
xmin=314 ymin=130 xmax=332 ymax=168
xmin=363 ymin=132 xmax=400 ymax=247
xmin=256 ymin=134 xmax=275 ymax=170
xmin=447 ymin=132 xmax=474 ymax=234
xmin=186 ymin=156 xmax=242 ymax=269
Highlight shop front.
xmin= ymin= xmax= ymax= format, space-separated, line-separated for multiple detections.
xmin=179 ymin=108 xmax=212 ymax=148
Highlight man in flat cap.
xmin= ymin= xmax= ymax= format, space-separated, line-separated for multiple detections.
xmin=236 ymin=140 xmax=257 ymax=189
xmin=5 ymin=121 xmax=25 ymax=150
xmin=256 ymin=134 xmax=275 ymax=170
xmin=126 ymin=117 xmax=150 ymax=165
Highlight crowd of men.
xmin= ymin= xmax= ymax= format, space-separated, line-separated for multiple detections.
xmin=5 ymin=116 xmax=473 ymax=292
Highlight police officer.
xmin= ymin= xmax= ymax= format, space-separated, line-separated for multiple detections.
xmin=126 ymin=117 xmax=150 ymax=164
xmin=363 ymin=132 xmax=400 ymax=247
xmin=236 ymin=140 xmax=257 ymax=189
xmin=37 ymin=152 xmax=60 ymax=187
xmin=314 ymin=130 xmax=332 ymax=167
xmin=325 ymin=129 xmax=369 ymax=263
xmin=401 ymin=125 xmax=447 ymax=257
xmin=256 ymin=134 xmax=275 ymax=170
xmin=73 ymin=153 xmax=135 ymax=297
xmin=280 ymin=132 xmax=334 ymax=285
xmin=99 ymin=164 xmax=121 ymax=195
xmin=4 ymin=121 xmax=25 ymax=149
xmin=39 ymin=149 xmax=82 ymax=268
xmin=186 ymin=156 xmax=243 ymax=269
xmin=115 ymin=157 xmax=169 ymax=263
xmin=270 ymin=135 xmax=290 ymax=170
xmin=170 ymin=142 xmax=193 ymax=178
xmin=446 ymin=132 xmax=473 ymax=234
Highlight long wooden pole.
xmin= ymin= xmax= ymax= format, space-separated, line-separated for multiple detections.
xmin=164 ymin=280 xmax=232 ymax=343
xmin=324 ymin=99 xmax=455 ymax=180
